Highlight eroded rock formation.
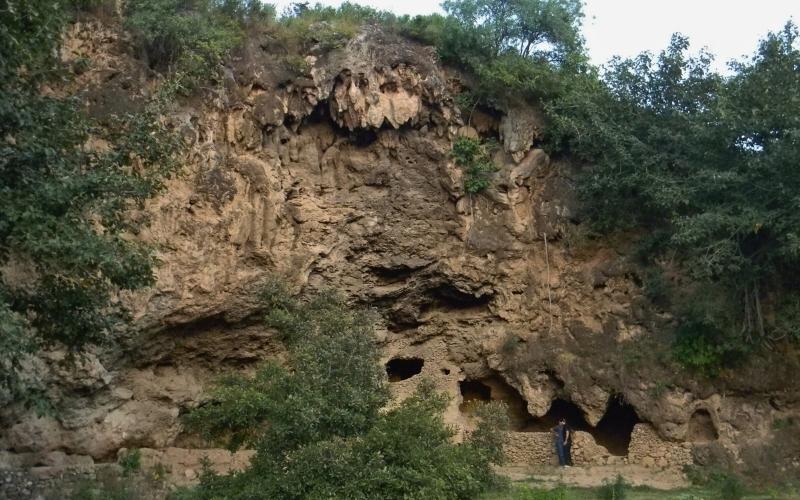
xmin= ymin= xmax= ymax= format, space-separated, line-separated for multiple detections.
xmin=1 ymin=19 xmax=799 ymax=487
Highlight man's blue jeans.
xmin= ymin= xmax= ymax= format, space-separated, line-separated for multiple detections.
xmin=556 ymin=441 xmax=567 ymax=466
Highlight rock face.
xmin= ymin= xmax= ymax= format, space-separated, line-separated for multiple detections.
xmin=1 ymin=19 xmax=799 ymax=483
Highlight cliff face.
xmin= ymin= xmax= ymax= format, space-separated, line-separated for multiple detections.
xmin=1 ymin=20 xmax=798 ymax=481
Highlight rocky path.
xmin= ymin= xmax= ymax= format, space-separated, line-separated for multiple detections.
xmin=498 ymin=464 xmax=691 ymax=491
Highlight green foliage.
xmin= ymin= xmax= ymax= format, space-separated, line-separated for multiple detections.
xmin=124 ymin=0 xmax=257 ymax=84
xmin=276 ymin=2 xmax=392 ymax=53
xmin=184 ymin=284 xmax=509 ymax=499
xmin=687 ymin=469 xmax=746 ymax=500
xmin=452 ymin=137 xmax=498 ymax=193
xmin=480 ymin=484 xmax=568 ymax=499
xmin=1 ymin=0 xmax=181 ymax=403
xmin=596 ymin=474 xmax=628 ymax=500
xmin=118 ymin=449 xmax=142 ymax=476
xmin=442 ymin=0 xmax=583 ymax=60
xmin=670 ymin=289 xmax=749 ymax=376
xmin=546 ymin=23 xmax=800 ymax=369
xmin=397 ymin=0 xmax=586 ymax=108
xmin=69 ymin=464 xmax=168 ymax=500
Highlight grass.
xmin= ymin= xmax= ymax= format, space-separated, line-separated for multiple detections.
xmin=480 ymin=481 xmax=799 ymax=500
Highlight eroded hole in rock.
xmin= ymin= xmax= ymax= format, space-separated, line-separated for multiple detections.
xmin=459 ymin=376 xmax=535 ymax=431
xmin=459 ymin=380 xmax=491 ymax=409
xmin=688 ymin=409 xmax=719 ymax=442
xmin=386 ymin=358 xmax=424 ymax=382
xmin=430 ymin=284 xmax=492 ymax=310
xmin=523 ymin=398 xmax=592 ymax=433
xmin=349 ymin=128 xmax=378 ymax=147
xmin=593 ymin=397 xmax=641 ymax=455
xmin=370 ymin=265 xmax=417 ymax=284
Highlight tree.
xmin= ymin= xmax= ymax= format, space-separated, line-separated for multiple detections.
xmin=183 ymin=283 xmax=509 ymax=499
xmin=0 ymin=0 xmax=180 ymax=403
xmin=546 ymin=24 xmax=800 ymax=372
xmin=442 ymin=0 xmax=583 ymax=60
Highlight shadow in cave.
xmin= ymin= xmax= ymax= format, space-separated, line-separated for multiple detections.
xmin=429 ymin=284 xmax=493 ymax=310
xmin=522 ymin=398 xmax=592 ymax=433
xmin=594 ymin=397 xmax=641 ymax=455
xmin=386 ymin=357 xmax=424 ymax=382
xmin=524 ymin=397 xmax=641 ymax=456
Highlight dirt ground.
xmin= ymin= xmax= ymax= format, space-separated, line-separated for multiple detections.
xmin=498 ymin=464 xmax=691 ymax=490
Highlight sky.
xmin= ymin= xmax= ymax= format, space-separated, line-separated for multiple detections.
xmin=271 ymin=0 xmax=799 ymax=72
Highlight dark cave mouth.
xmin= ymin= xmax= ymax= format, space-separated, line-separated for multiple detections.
xmin=386 ymin=357 xmax=424 ymax=382
xmin=458 ymin=376 xmax=641 ymax=456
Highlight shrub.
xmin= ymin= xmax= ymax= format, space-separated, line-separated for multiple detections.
xmin=183 ymin=283 xmax=509 ymax=499
xmin=124 ymin=0 xmax=248 ymax=84
xmin=710 ymin=471 xmax=745 ymax=500
xmin=1 ymin=0 xmax=181 ymax=405
xmin=596 ymin=474 xmax=628 ymax=500
xmin=118 ymin=449 xmax=142 ymax=476
xmin=451 ymin=137 xmax=498 ymax=194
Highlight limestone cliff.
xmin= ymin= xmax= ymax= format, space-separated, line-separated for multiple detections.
xmin=1 ymin=19 xmax=798 ymax=487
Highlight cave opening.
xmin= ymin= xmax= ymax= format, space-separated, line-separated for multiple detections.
xmin=386 ymin=357 xmax=424 ymax=382
xmin=429 ymin=284 xmax=493 ymax=310
xmin=458 ymin=376 xmax=535 ymax=431
xmin=522 ymin=398 xmax=592 ymax=433
xmin=688 ymin=409 xmax=719 ymax=442
xmin=459 ymin=379 xmax=492 ymax=406
xmin=593 ymin=396 xmax=641 ymax=455
xmin=518 ymin=396 xmax=640 ymax=456
xmin=457 ymin=378 xmax=642 ymax=455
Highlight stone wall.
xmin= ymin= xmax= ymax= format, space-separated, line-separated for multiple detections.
xmin=628 ymin=424 xmax=693 ymax=468
xmin=504 ymin=431 xmax=623 ymax=466
xmin=504 ymin=426 xmax=692 ymax=468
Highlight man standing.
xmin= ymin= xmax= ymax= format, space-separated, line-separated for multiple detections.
xmin=553 ymin=418 xmax=572 ymax=467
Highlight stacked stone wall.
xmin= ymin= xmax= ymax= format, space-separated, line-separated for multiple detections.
xmin=628 ymin=423 xmax=692 ymax=468
xmin=504 ymin=426 xmax=692 ymax=468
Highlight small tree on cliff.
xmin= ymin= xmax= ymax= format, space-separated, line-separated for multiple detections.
xmin=182 ymin=281 xmax=509 ymax=499
xmin=0 ymin=1 xmax=181 ymax=406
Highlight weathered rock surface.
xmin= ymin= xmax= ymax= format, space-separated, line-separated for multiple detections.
xmin=1 ymin=19 xmax=799 ymax=488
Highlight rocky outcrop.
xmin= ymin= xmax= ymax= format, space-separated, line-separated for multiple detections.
xmin=1 ymin=19 xmax=799 ymax=486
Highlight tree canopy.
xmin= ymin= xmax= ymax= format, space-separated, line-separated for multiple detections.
xmin=0 ymin=0 xmax=180 ymax=403
xmin=546 ymin=24 xmax=800 ymax=373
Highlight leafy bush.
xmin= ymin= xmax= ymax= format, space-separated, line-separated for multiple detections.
xmin=709 ymin=470 xmax=745 ymax=500
xmin=1 ymin=0 xmax=181 ymax=404
xmin=451 ymin=137 xmax=498 ymax=194
xmin=546 ymin=23 xmax=800 ymax=369
xmin=124 ymin=0 xmax=255 ymax=83
xmin=118 ymin=449 xmax=142 ymax=476
xmin=597 ymin=474 xmax=628 ymax=500
xmin=183 ymin=282 xmax=509 ymax=499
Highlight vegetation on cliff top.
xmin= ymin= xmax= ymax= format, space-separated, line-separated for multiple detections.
xmin=180 ymin=282 xmax=509 ymax=499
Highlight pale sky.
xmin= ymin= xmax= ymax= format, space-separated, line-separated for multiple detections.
xmin=272 ymin=0 xmax=799 ymax=72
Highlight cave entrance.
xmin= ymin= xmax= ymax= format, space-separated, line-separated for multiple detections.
xmin=458 ymin=376 xmax=535 ymax=430
xmin=457 ymin=378 xmax=642 ymax=456
xmin=522 ymin=398 xmax=592 ymax=432
xmin=386 ymin=358 xmax=424 ymax=382
xmin=522 ymin=397 xmax=640 ymax=456
xmin=593 ymin=397 xmax=641 ymax=455
xmin=688 ymin=409 xmax=718 ymax=442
